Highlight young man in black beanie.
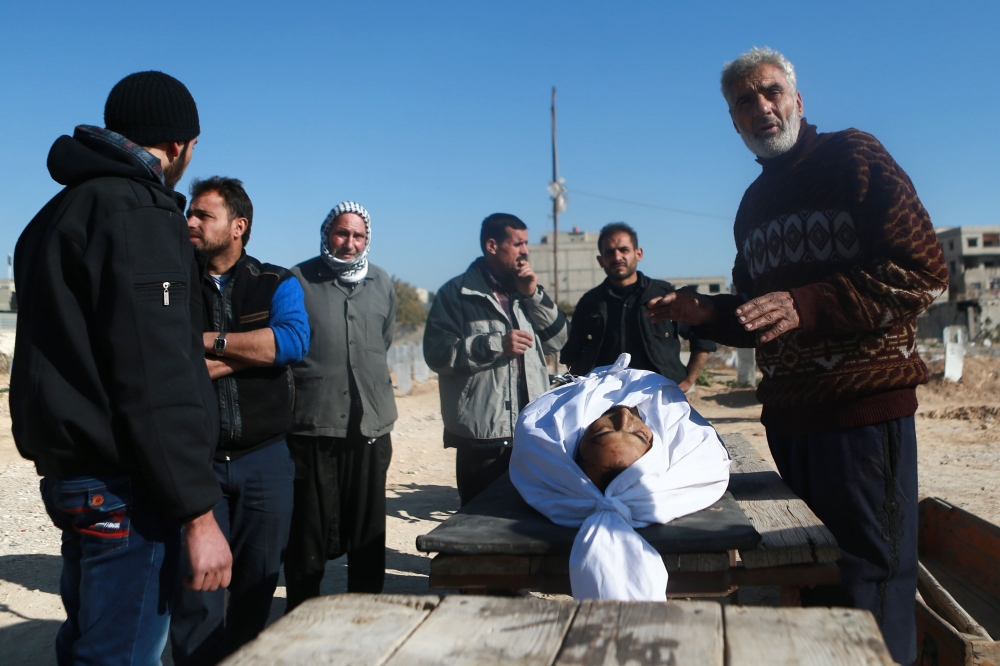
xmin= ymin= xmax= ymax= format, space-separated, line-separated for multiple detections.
xmin=10 ymin=70 xmax=232 ymax=666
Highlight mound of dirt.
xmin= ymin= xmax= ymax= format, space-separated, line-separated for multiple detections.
xmin=921 ymin=405 xmax=1000 ymax=421
xmin=921 ymin=355 xmax=1000 ymax=403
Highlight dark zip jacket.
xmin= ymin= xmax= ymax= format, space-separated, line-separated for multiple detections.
xmin=203 ymin=253 xmax=296 ymax=459
xmin=9 ymin=127 xmax=221 ymax=523
xmin=560 ymin=272 xmax=716 ymax=382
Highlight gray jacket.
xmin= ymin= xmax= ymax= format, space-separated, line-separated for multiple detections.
xmin=423 ymin=259 xmax=568 ymax=440
xmin=291 ymin=258 xmax=397 ymax=438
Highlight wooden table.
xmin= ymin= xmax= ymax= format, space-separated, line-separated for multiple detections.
xmin=221 ymin=593 xmax=896 ymax=665
xmin=418 ymin=433 xmax=841 ymax=603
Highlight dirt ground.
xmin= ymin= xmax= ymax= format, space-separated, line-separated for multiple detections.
xmin=2 ymin=356 xmax=999 ymax=663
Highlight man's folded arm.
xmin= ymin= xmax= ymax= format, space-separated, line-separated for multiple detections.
xmin=521 ymin=287 xmax=568 ymax=354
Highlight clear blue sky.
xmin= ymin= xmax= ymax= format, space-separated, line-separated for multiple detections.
xmin=2 ymin=2 xmax=998 ymax=293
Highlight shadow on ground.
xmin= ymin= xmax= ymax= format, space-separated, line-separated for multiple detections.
xmin=386 ymin=483 xmax=459 ymax=524
xmin=0 ymin=554 xmax=62 ymax=595
xmin=701 ymin=390 xmax=761 ymax=408
xmin=0 ymin=617 xmax=61 ymax=665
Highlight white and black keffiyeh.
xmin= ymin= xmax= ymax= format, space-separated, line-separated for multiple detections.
xmin=320 ymin=201 xmax=371 ymax=283
xmin=510 ymin=354 xmax=731 ymax=601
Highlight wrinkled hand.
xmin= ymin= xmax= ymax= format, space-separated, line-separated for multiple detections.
xmin=513 ymin=260 xmax=538 ymax=297
xmin=502 ymin=330 xmax=534 ymax=356
xmin=736 ymin=291 xmax=801 ymax=344
xmin=184 ymin=511 xmax=232 ymax=591
xmin=646 ymin=287 xmax=717 ymax=325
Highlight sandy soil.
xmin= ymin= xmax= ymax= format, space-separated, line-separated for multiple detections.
xmin=2 ymin=356 xmax=999 ymax=663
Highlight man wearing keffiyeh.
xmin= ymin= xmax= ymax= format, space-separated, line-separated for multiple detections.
xmin=284 ymin=201 xmax=398 ymax=608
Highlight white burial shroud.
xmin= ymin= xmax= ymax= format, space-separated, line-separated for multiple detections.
xmin=509 ymin=354 xmax=731 ymax=601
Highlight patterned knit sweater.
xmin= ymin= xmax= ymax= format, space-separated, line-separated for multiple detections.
xmin=703 ymin=120 xmax=948 ymax=435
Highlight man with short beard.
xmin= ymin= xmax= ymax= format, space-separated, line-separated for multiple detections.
xmin=10 ymin=71 xmax=231 ymax=664
xmin=170 ymin=177 xmax=309 ymax=664
xmin=648 ymin=47 xmax=947 ymax=664
xmin=560 ymin=222 xmax=715 ymax=390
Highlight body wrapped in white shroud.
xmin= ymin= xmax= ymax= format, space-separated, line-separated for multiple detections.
xmin=509 ymin=354 xmax=730 ymax=601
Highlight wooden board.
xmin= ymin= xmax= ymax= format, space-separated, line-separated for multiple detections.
xmin=415 ymin=472 xmax=760 ymax=556
xmin=220 ymin=594 xmax=439 ymax=666
xmin=723 ymin=606 xmax=896 ymax=666
xmin=553 ymin=599 xmax=723 ymax=666
xmin=385 ymin=595 xmax=576 ymax=666
xmin=721 ymin=433 xmax=840 ymax=569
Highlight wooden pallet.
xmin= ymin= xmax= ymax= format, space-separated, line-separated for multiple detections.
xmin=916 ymin=497 xmax=1000 ymax=666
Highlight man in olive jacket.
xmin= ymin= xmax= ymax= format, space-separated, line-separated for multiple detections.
xmin=424 ymin=213 xmax=569 ymax=505
xmin=285 ymin=201 xmax=397 ymax=610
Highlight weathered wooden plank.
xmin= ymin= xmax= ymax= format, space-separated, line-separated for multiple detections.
xmin=919 ymin=497 xmax=1000 ymax=610
xmin=416 ymin=473 xmax=759 ymax=556
xmin=721 ymin=433 xmax=840 ymax=569
xmin=918 ymin=560 xmax=991 ymax=639
xmin=220 ymin=594 xmax=439 ymax=666
xmin=385 ymin=595 xmax=577 ymax=666
xmin=724 ymin=606 xmax=896 ymax=666
xmin=554 ymin=600 xmax=723 ymax=666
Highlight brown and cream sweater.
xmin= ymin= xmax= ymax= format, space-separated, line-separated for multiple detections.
xmin=703 ymin=120 xmax=948 ymax=435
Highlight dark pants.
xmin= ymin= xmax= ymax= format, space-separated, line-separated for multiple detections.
xmin=284 ymin=430 xmax=392 ymax=611
xmin=766 ymin=415 xmax=919 ymax=666
xmin=455 ymin=445 xmax=512 ymax=507
xmin=41 ymin=475 xmax=180 ymax=666
xmin=169 ymin=441 xmax=295 ymax=666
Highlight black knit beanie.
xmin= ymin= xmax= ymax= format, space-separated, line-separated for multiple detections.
xmin=104 ymin=71 xmax=200 ymax=146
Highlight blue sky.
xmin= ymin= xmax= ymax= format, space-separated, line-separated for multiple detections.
xmin=2 ymin=2 xmax=998 ymax=293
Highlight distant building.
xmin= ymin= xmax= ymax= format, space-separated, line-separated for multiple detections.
xmin=528 ymin=229 xmax=606 ymax=307
xmin=0 ymin=279 xmax=15 ymax=313
xmin=936 ymin=225 xmax=1000 ymax=301
xmin=528 ymin=228 xmax=728 ymax=309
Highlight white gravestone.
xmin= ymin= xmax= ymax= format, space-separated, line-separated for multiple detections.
xmin=943 ymin=326 xmax=966 ymax=383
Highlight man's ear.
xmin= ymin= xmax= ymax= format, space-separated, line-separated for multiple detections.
xmin=635 ymin=247 xmax=643 ymax=262
xmin=233 ymin=217 xmax=249 ymax=241
xmin=484 ymin=238 xmax=498 ymax=256
xmin=796 ymin=90 xmax=804 ymax=117
xmin=165 ymin=141 xmax=186 ymax=160
xmin=596 ymin=253 xmax=607 ymax=268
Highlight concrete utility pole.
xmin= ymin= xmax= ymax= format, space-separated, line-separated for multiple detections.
xmin=551 ymin=87 xmax=560 ymax=307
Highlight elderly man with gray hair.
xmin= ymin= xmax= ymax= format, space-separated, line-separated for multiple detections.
xmin=648 ymin=47 xmax=947 ymax=664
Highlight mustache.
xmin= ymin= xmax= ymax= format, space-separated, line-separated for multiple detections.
xmin=753 ymin=115 xmax=784 ymax=131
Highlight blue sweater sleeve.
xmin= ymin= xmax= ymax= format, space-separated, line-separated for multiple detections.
xmin=270 ymin=278 xmax=310 ymax=366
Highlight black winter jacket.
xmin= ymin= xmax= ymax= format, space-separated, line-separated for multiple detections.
xmin=560 ymin=272 xmax=717 ymax=382
xmin=10 ymin=127 xmax=221 ymax=523
xmin=203 ymin=253 xmax=296 ymax=458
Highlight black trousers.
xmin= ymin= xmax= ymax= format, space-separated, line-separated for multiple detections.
xmin=455 ymin=445 xmax=512 ymax=507
xmin=284 ymin=430 xmax=392 ymax=612
xmin=170 ymin=440 xmax=295 ymax=666
xmin=766 ymin=416 xmax=919 ymax=666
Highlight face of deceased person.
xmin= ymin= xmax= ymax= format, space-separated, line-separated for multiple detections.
xmin=576 ymin=405 xmax=654 ymax=492
xmin=729 ymin=63 xmax=803 ymax=158
xmin=327 ymin=212 xmax=367 ymax=260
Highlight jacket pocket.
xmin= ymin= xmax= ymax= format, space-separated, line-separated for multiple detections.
xmin=134 ymin=279 xmax=187 ymax=306
xmin=291 ymin=376 xmax=325 ymax=428
xmin=366 ymin=313 xmax=387 ymax=353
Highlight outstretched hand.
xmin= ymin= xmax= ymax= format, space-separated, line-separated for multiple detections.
xmin=736 ymin=291 xmax=801 ymax=344
xmin=646 ymin=287 xmax=717 ymax=325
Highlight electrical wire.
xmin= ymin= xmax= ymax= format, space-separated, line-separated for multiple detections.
xmin=570 ymin=189 xmax=731 ymax=221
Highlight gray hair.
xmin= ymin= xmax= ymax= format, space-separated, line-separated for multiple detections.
xmin=721 ymin=47 xmax=797 ymax=110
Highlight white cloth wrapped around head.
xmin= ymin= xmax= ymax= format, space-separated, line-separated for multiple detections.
xmin=509 ymin=354 xmax=730 ymax=601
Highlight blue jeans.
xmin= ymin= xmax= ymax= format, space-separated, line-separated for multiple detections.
xmin=766 ymin=416 xmax=919 ymax=666
xmin=41 ymin=475 xmax=180 ymax=666
xmin=170 ymin=441 xmax=295 ymax=665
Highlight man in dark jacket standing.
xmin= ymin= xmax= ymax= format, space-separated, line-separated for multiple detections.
xmin=10 ymin=71 xmax=231 ymax=665
xmin=560 ymin=222 xmax=716 ymax=388
xmin=285 ymin=201 xmax=397 ymax=609
xmin=648 ymin=48 xmax=948 ymax=664
xmin=170 ymin=177 xmax=309 ymax=664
